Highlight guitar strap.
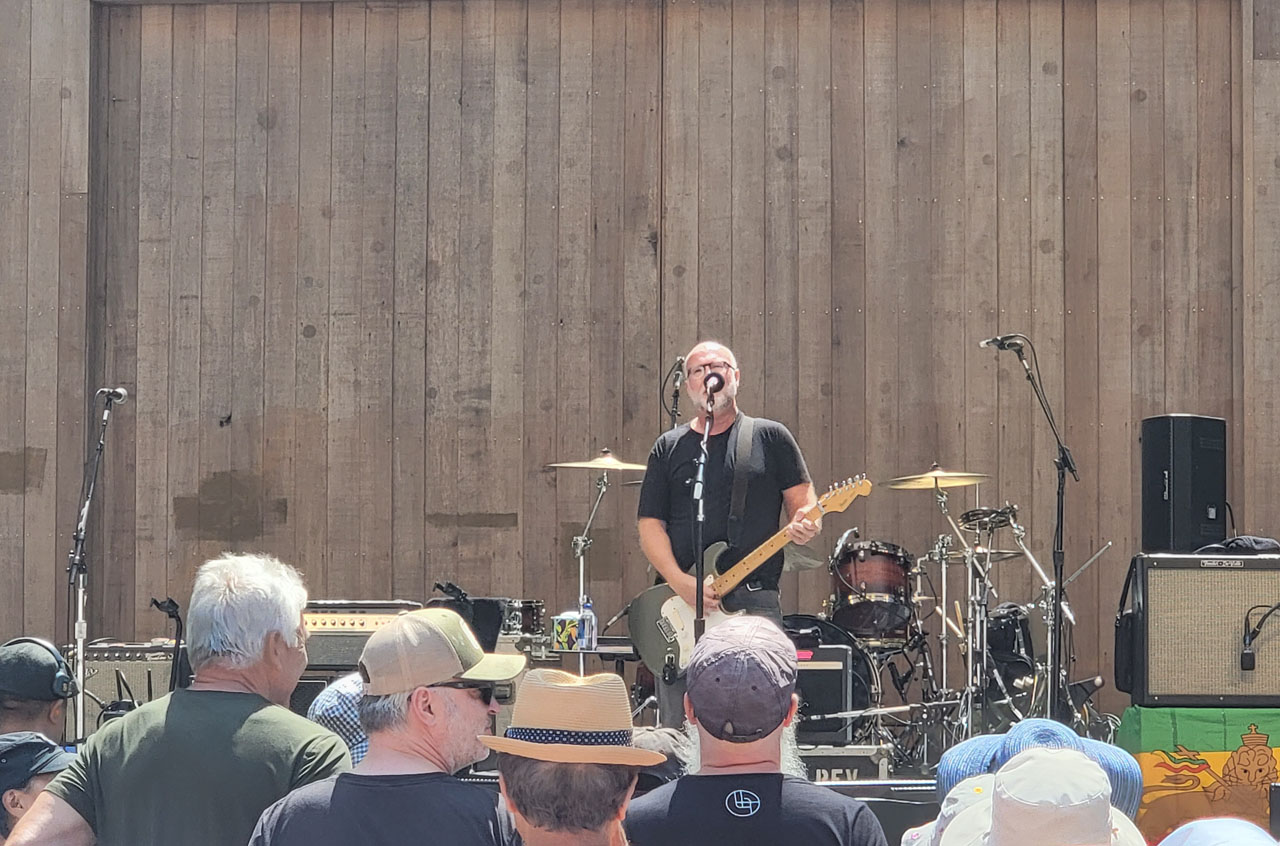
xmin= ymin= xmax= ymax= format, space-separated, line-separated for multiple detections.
xmin=727 ymin=413 xmax=755 ymax=550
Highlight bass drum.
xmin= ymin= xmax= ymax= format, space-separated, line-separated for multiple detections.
xmin=829 ymin=540 xmax=915 ymax=643
xmin=783 ymin=614 xmax=879 ymax=742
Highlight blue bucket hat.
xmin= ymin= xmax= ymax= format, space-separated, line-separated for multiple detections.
xmin=936 ymin=733 xmax=1002 ymax=802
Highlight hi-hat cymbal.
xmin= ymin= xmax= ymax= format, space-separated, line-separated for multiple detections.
xmin=942 ymin=546 xmax=1022 ymax=563
xmin=886 ymin=464 xmax=991 ymax=490
xmin=547 ymin=448 xmax=647 ymax=472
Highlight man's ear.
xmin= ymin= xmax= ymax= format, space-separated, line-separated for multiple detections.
xmin=3 ymin=787 xmax=21 ymax=817
xmin=780 ymin=693 xmax=800 ymax=728
xmin=497 ymin=773 xmax=529 ymax=829
xmin=613 ymin=775 xmax=639 ymax=822
xmin=683 ymin=693 xmax=697 ymax=726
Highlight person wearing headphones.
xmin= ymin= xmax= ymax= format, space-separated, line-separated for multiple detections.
xmin=0 ymin=639 xmax=76 ymax=742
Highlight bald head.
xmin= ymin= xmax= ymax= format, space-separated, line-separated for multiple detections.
xmin=684 ymin=341 xmax=738 ymax=370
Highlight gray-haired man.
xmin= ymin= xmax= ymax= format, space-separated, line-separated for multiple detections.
xmin=7 ymin=553 xmax=351 ymax=846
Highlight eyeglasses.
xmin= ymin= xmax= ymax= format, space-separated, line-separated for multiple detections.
xmin=686 ymin=360 xmax=734 ymax=380
xmin=429 ymin=681 xmax=515 ymax=706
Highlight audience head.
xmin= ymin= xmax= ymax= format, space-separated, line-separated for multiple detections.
xmin=630 ymin=727 xmax=689 ymax=795
xmin=484 ymin=670 xmax=663 ymax=844
xmin=938 ymin=747 xmax=1144 ymax=846
xmin=0 ymin=732 xmax=75 ymax=837
xmin=683 ymin=616 xmax=798 ymax=765
xmin=185 ymin=553 xmax=310 ymax=706
xmin=902 ymin=775 xmax=995 ymax=846
xmin=306 ymin=672 xmax=368 ymax=764
xmin=936 ymin=719 xmax=1142 ymax=820
xmin=357 ymin=608 xmax=525 ymax=774
xmin=1159 ymin=818 xmax=1279 ymax=846
xmin=0 ymin=639 xmax=75 ymax=738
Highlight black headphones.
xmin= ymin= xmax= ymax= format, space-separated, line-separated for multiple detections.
xmin=2 ymin=637 xmax=77 ymax=699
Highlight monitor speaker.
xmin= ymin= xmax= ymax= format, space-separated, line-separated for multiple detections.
xmin=1140 ymin=414 xmax=1227 ymax=553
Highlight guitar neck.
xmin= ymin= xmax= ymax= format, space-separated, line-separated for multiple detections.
xmin=710 ymin=502 xmax=824 ymax=596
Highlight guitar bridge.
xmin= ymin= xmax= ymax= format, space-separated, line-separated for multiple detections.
xmin=657 ymin=618 xmax=677 ymax=643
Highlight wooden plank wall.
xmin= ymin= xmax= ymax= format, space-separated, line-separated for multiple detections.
xmin=5 ymin=0 xmax=1265 ymax=715
xmin=0 ymin=0 xmax=91 ymax=645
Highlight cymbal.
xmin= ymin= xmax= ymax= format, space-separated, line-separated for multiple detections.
xmin=942 ymin=546 xmax=1022 ymax=563
xmin=886 ymin=464 xmax=991 ymax=490
xmin=547 ymin=448 xmax=647 ymax=472
xmin=621 ymin=479 xmax=644 ymax=487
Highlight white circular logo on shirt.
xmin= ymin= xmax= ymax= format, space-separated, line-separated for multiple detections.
xmin=725 ymin=789 xmax=762 ymax=818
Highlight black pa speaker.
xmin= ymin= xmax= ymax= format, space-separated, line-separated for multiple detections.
xmin=1140 ymin=414 xmax=1227 ymax=553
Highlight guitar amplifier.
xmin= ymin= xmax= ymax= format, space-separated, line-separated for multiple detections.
xmin=71 ymin=641 xmax=187 ymax=737
xmin=1120 ymin=553 xmax=1280 ymax=706
xmin=303 ymin=599 xmax=422 ymax=670
xmin=795 ymin=645 xmax=859 ymax=746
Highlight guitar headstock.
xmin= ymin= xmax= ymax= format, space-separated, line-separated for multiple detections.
xmin=816 ymin=474 xmax=872 ymax=514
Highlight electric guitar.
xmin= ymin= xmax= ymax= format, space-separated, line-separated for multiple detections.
xmin=629 ymin=475 xmax=872 ymax=674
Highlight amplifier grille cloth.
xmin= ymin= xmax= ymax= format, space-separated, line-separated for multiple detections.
xmin=1147 ymin=568 xmax=1280 ymax=700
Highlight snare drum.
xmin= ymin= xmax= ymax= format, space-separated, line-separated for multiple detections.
xmin=829 ymin=540 xmax=914 ymax=642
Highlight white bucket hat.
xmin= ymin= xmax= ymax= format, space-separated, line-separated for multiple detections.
xmin=938 ymin=747 xmax=1145 ymax=846
xmin=901 ymin=775 xmax=996 ymax=846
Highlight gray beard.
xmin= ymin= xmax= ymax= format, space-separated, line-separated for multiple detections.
xmin=681 ymin=721 xmax=809 ymax=780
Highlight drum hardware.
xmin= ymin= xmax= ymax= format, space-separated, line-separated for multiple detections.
xmin=547 ymin=448 xmax=645 ymax=673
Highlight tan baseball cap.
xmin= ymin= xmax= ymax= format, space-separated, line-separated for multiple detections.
xmin=358 ymin=608 xmax=527 ymax=696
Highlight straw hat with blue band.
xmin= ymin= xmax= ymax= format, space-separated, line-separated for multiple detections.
xmin=480 ymin=669 xmax=666 ymax=767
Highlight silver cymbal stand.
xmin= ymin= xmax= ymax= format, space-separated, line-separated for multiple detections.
xmin=570 ymin=470 xmax=611 ymax=675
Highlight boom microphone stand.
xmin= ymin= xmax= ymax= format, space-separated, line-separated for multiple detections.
xmin=67 ymin=387 xmax=127 ymax=743
xmin=1009 ymin=338 xmax=1077 ymax=723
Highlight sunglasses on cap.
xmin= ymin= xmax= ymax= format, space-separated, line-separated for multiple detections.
xmin=429 ymin=681 xmax=515 ymax=706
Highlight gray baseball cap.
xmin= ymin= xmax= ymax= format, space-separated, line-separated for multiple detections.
xmin=686 ymin=616 xmax=797 ymax=742
xmin=0 ymin=733 xmax=76 ymax=795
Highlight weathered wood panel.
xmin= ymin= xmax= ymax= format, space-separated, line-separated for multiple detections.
xmin=4 ymin=0 xmax=1263 ymax=722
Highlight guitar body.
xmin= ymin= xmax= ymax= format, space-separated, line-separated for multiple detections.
xmin=629 ymin=543 xmax=746 ymax=674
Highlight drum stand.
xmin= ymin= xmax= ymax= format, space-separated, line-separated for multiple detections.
xmin=569 ymin=471 xmax=611 ymax=675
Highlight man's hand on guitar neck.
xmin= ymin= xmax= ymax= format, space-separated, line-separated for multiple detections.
xmin=674 ymin=572 xmax=721 ymax=614
xmin=784 ymin=507 xmax=821 ymax=545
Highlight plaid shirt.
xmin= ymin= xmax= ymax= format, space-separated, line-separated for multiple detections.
xmin=307 ymin=672 xmax=368 ymax=764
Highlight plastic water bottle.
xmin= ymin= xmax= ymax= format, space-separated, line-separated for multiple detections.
xmin=580 ymin=599 xmax=598 ymax=651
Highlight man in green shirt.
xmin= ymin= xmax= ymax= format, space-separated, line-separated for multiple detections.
xmin=7 ymin=553 xmax=351 ymax=846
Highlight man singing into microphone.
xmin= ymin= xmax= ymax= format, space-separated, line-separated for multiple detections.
xmin=636 ymin=341 xmax=820 ymax=727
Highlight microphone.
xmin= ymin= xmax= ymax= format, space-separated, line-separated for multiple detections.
xmin=673 ymin=356 xmax=686 ymax=389
xmin=98 ymin=387 xmax=128 ymax=404
xmin=978 ymin=334 xmax=1024 ymax=351
xmin=704 ymin=372 xmax=725 ymax=394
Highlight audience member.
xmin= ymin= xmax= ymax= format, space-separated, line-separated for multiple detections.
xmin=900 ymin=775 xmax=994 ymax=846
xmin=0 ymin=639 xmax=76 ymax=740
xmin=0 ymin=733 xmax=75 ymax=843
xmin=307 ymin=672 xmax=367 ymax=764
xmin=1159 ymin=817 xmax=1278 ymax=846
xmin=624 ymin=616 xmax=888 ymax=846
xmin=483 ymin=669 xmax=663 ymax=846
xmin=935 ymin=718 xmax=1143 ymax=819
xmin=938 ymin=747 xmax=1144 ymax=846
xmin=7 ymin=553 xmax=351 ymax=846
xmin=250 ymin=608 xmax=527 ymax=846
xmin=630 ymin=727 xmax=689 ymax=795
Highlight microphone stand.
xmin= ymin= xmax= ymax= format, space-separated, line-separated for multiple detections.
xmin=670 ymin=370 xmax=683 ymax=431
xmin=67 ymin=391 xmax=123 ymax=743
xmin=692 ymin=395 xmax=714 ymax=641
xmin=1012 ymin=343 xmax=1077 ymax=723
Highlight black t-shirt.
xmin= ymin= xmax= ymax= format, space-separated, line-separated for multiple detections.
xmin=637 ymin=415 xmax=810 ymax=592
xmin=624 ymin=773 xmax=888 ymax=846
xmin=249 ymin=772 xmax=520 ymax=846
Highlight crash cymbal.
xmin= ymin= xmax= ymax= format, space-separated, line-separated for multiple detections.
xmin=886 ymin=464 xmax=991 ymax=490
xmin=942 ymin=546 xmax=1022 ymax=563
xmin=547 ymin=448 xmax=647 ymax=472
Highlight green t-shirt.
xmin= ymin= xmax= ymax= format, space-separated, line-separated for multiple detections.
xmin=46 ymin=688 xmax=351 ymax=846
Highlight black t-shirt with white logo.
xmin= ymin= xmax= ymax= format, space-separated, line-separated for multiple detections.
xmin=624 ymin=773 xmax=888 ymax=846
xmin=637 ymin=416 xmax=810 ymax=592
